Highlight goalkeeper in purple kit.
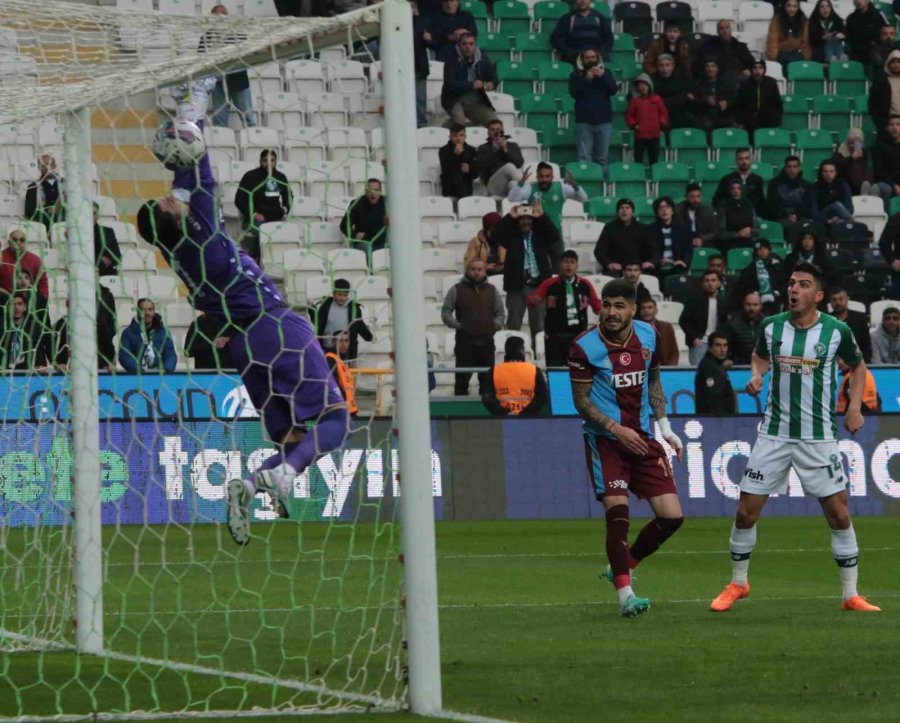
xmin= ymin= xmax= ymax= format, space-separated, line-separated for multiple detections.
xmin=136 ymin=79 xmax=349 ymax=545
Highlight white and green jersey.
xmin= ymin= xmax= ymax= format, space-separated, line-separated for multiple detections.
xmin=755 ymin=312 xmax=863 ymax=441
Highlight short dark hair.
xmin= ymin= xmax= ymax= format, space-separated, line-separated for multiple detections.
xmin=889 ymin=114 xmax=900 ymax=122
xmin=735 ymin=147 xmax=751 ymax=156
xmin=685 ymin=182 xmax=702 ymax=194
xmin=136 ymin=200 xmax=183 ymax=252
xmin=12 ymin=290 xmax=28 ymax=305
xmin=663 ymin=20 xmax=681 ymax=30
xmin=259 ymin=148 xmax=277 ymax=162
xmin=653 ymin=196 xmax=674 ymax=213
xmin=794 ymin=262 xmax=825 ymax=290
xmin=504 ymin=335 xmax=526 ymax=361
xmin=536 ymin=161 xmax=553 ymax=173
xmin=708 ymin=331 xmax=728 ymax=345
xmin=602 ymin=278 xmax=637 ymax=302
xmin=137 ymin=297 xmax=154 ymax=309
xmin=707 ymin=252 xmax=723 ymax=262
xmin=366 ymin=178 xmax=382 ymax=188
xmin=561 ymin=249 xmax=579 ymax=261
xmin=883 ymin=307 xmax=900 ymax=318
xmin=640 ymin=296 xmax=657 ymax=306
xmin=333 ymin=278 xmax=352 ymax=291
xmin=828 ymin=284 xmax=846 ymax=296
xmin=458 ymin=31 xmax=476 ymax=43
xmin=819 ymin=159 xmax=837 ymax=171
xmin=784 ymin=155 xmax=801 ymax=165
xmin=449 ymin=123 xmax=466 ymax=134
xmin=701 ymin=269 xmax=720 ymax=281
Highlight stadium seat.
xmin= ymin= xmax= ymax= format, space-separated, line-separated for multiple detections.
xmin=328 ymin=248 xmax=369 ymax=279
xmin=692 ymin=160 xmax=733 ymax=185
xmin=711 ymin=128 xmax=750 ymax=158
xmin=726 ymin=247 xmax=754 ymax=272
xmin=323 ymin=195 xmax=356 ymax=221
xmin=697 ymin=0 xmax=732 ymax=34
xmin=757 ymin=220 xmax=785 ymax=242
xmin=420 ymin=196 xmax=456 ymax=225
xmin=497 ymin=60 xmax=537 ymax=97
xmin=537 ymin=61 xmax=571 ymax=98
xmin=567 ymin=161 xmax=606 ymax=197
xmin=812 ymin=95 xmax=853 ymax=134
xmin=651 ymin=161 xmax=691 ymax=198
xmin=870 ymin=299 xmax=896 ymax=326
xmin=301 ymin=92 xmax=348 ymax=128
xmin=793 ymin=130 xmax=835 ymax=176
xmin=544 ymin=127 xmax=578 ymax=165
xmin=588 ymin=196 xmax=618 ymax=221
xmin=663 ymin=273 xmax=691 ymax=302
xmin=610 ymin=32 xmax=637 ymax=67
xmin=515 ymin=32 xmax=553 ymax=69
xmin=852 ymin=195 xmax=888 ymax=236
xmin=569 ymin=219 xmax=604 ymax=245
xmin=508 ymin=127 xmax=542 ymax=164
xmin=738 ymin=1 xmax=773 ymax=48
xmin=486 ymin=92 xmax=518 ymax=130
xmin=607 ymin=162 xmax=648 ymax=198
xmin=326 ymin=127 xmax=368 ymax=163
xmin=668 ymin=128 xmax=708 ymax=167
xmin=305 ymin=161 xmax=347 ymax=201
xmin=158 ymin=0 xmax=195 ymax=14
xmin=787 ymin=61 xmax=826 ymax=99
xmin=370 ymin=248 xmax=391 ymax=275
xmin=304 ymin=276 xmax=333 ymax=305
xmin=326 ymin=60 xmax=368 ymax=95
xmin=655 ymin=1 xmax=693 ymax=34
xmin=283 ymin=127 xmax=327 ymax=166
xmin=829 ymin=60 xmax=868 ymax=96
xmin=493 ymin=1 xmax=532 ymax=35
xmin=203 ymin=125 xmax=238 ymax=165
xmin=632 ymin=196 xmax=656 ymax=220
xmin=285 ymin=60 xmax=326 ymax=97
xmin=750 ymin=162 xmax=777 ymax=182
xmin=830 ymin=221 xmax=871 ymax=249
xmin=655 ymin=299 xmax=683 ymax=323
xmin=309 ymin=221 xmax=346 ymax=251
xmin=262 ymin=92 xmax=304 ymax=132
xmin=244 ymin=0 xmax=279 ymax=15
xmin=421 ymin=248 xmax=461 ymax=279
xmin=689 ymin=246 xmax=719 ymax=275
xmin=614 ymin=1 xmax=653 ymax=36
xmin=438 ymin=221 xmax=479 ymax=247
xmin=781 ymin=95 xmax=811 ymax=131
xmin=765 ymin=61 xmax=787 ymax=94
xmin=248 ymin=62 xmax=284 ymax=97
xmin=458 ymin=196 xmax=499 ymax=222
xmin=238 ymin=127 xmax=281 ymax=161
xmin=354 ymin=275 xmax=391 ymax=301
xmin=533 ymin=0 xmax=569 ymax=30
xmin=116 ymin=0 xmax=153 ymax=10
xmin=754 ymin=127 xmax=792 ymax=167
xmin=518 ymin=94 xmax=561 ymax=142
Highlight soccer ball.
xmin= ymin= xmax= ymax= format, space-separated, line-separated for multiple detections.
xmin=153 ymin=120 xmax=206 ymax=171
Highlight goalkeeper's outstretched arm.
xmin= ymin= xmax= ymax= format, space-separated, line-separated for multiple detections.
xmin=172 ymin=77 xmax=219 ymax=202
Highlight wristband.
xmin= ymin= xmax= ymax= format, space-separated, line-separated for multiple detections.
xmin=658 ymin=418 xmax=673 ymax=438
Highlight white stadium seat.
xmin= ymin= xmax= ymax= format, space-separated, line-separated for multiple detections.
xmin=458 ymin=196 xmax=498 ymax=223
xmin=301 ymin=92 xmax=348 ymax=128
xmin=285 ymin=60 xmax=326 ymax=97
xmin=261 ymin=92 xmax=304 ymax=132
xmin=355 ymin=275 xmax=390 ymax=301
xmin=437 ymin=221 xmax=479 ymax=247
xmin=284 ymin=126 xmax=327 ymax=166
xmin=420 ymin=196 xmax=456 ymax=225
xmin=239 ymin=127 xmax=281 ymax=161
xmin=656 ymin=300 xmax=684 ymax=324
xmin=327 ymin=60 xmax=369 ymax=95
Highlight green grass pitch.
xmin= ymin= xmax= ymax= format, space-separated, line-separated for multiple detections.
xmin=1 ymin=517 xmax=897 ymax=721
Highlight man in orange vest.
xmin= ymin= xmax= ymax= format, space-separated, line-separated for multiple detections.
xmin=482 ymin=336 xmax=547 ymax=416
xmin=837 ymin=357 xmax=880 ymax=414
xmin=325 ymin=331 xmax=358 ymax=416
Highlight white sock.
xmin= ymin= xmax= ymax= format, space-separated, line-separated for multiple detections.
xmin=831 ymin=526 xmax=859 ymax=600
xmin=270 ymin=463 xmax=298 ymax=489
xmin=617 ymin=585 xmax=634 ymax=606
xmin=729 ymin=524 xmax=757 ymax=586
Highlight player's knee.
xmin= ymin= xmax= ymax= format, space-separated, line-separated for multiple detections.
xmin=658 ymin=516 xmax=683 ymax=535
xmin=825 ymin=508 xmax=851 ymax=530
xmin=735 ymin=508 xmax=758 ymax=529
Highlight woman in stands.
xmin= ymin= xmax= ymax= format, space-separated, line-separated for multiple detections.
xmin=808 ymin=0 xmax=848 ymax=62
xmin=765 ymin=0 xmax=813 ymax=67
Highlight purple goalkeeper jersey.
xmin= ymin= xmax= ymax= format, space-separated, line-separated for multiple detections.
xmin=171 ymin=124 xmax=284 ymax=322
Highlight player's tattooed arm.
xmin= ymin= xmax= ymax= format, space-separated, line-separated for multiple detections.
xmin=647 ymin=368 xmax=667 ymax=422
xmin=571 ymin=381 xmax=617 ymax=432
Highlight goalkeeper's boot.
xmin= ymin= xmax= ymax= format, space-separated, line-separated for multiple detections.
xmin=602 ymin=565 xmax=637 ymax=585
xmin=619 ymin=593 xmax=650 ymax=618
xmin=710 ymin=582 xmax=750 ymax=612
xmin=254 ymin=469 xmax=291 ymax=519
xmin=226 ymin=478 xmax=254 ymax=546
xmin=841 ymin=596 xmax=881 ymax=612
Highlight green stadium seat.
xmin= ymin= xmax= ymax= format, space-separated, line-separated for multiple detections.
xmin=607 ymin=162 xmax=648 ymax=198
xmin=812 ymin=95 xmax=853 ymax=134
xmin=712 ymin=128 xmax=751 ymax=157
xmin=611 ymin=94 xmax=629 ymax=132
xmin=608 ymin=129 xmax=630 ymax=163
xmin=612 ymin=61 xmax=642 ymax=82
xmin=493 ymin=0 xmax=531 ymax=35
xmin=876 ymin=1 xmax=894 ymax=21
xmin=568 ymin=161 xmax=606 ymax=197
xmin=692 ymin=160 xmax=733 ymax=185
xmin=611 ymin=32 xmax=636 ymax=68
xmin=668 ymin=128 xmax=709 ymax=167
xmin=787 ymin=61 xmax=826 ymax=98
xmin=588 ymin=196 xmax=618 ymax=220
xmin=481 ymin=32 xmax=515 ymax=58
xmin=461 ymin=0 xmax=488 ymax=16
xmin=594 ymin=1 xmax=611 ymax=17
xmin=890 ymin=196 xmax=900 ymax=216
xmin=727 ymin=247 xmax=754 ymax=272
xmin=749 ymin=162 xmax=777 ymax=182
xmin=545 ymin=126 xmax=578 ymax=165
xmin=769 ymin=239 xmax=788 ymax=258
xmin=757 ymin=220 xmax=785 ymax=242
xmin=829 ymin=60 xmax=868 ymax=96
xmin=781 ymin=95 xmax=811 ymax=131
xmin=651 ymin=161 xmax=692 ymax=199
xmin=514 ymin=32 xmax=554 ymax=69
xmin=632 ymin=196 xmax=655 ymax=220
xmin=754 ymin=127 xmax=793 ymax=168
xmin=533 ymin=0 xmax=568 ymax=28
xmin=497 ymin=60 xmax=536 ymax=96
xmin=690 ymin=246 xmax=720 ymax=274
xmin=518 ymin=93 xmax=560 ymax=141
xmin=793 ymin=129 xmax=835 ymax=177
xmin=537 ymin=60 xmax=571 ymax=97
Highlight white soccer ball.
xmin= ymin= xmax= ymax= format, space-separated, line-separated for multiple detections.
xmin=153 ymin=119 xmax=206 ymax=171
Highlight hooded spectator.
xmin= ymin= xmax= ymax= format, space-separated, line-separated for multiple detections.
xmin=643 ymin=22 xmax=694 ymax=76
xmin=625 ymin=73 xmax=669 ymax=165
xmin=807 ymin=159 xmax=854 ymax=223
xmin=809 ymin=0 xmax=848 ymax=62
xmin=868 ymin=49 xmax=900 ymax=139
xmin=550 ymin=0 xmax=613 ymax=64
xmin=766 ymin=0 xmax=812 ymax=65
xmin=832 ymin=128 xmax=878 ymax=197
xmin=651 ymin=53 xmax=691 ymax=128
xmin=733 ymin=58 xmax=784 ymax=140
xmin=464 ymin=212 xmax=505 ymax=275
xmin=845 ymin=0 xmax=888 ymax=64
xmin=440 ymin=33 xmax=498 ymax=127
xmin=569 ymin=48 xmax=618 ymax=166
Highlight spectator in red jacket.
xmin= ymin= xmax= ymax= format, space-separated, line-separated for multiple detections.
xmin=625 ymin=73 xmax=669 ymax=165
xmin=0 ymin=229 xmax=48 ymax=300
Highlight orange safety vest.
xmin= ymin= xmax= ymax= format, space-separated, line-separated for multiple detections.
xmin=325 ymin=352 xmax=358 ymax=415
xmin=837 ymin=370 xmax=880 ymax=414
xmin=493 ymin=361 xmax=537 ymax=415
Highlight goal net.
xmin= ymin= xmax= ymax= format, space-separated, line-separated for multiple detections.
xmin=0 ymin=0 xmax=430 ymax=718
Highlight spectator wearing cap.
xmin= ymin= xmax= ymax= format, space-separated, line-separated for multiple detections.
xmin=493 ymin=204 xmax=560 ymax=334
xmin=593 ymin=199 xmax=654 ymax=276
xmin=651 ymin=53 xmax=691 ymax=129
xmin=733 ymin=58 xmax=784 ymax=142
xmin=871 ymin=305 xmax=900 ymax=364
xmin=507 ymin=162 xmax=588 ymax=239
xmin=686 ymin=57 xmax=735 ymax=140
xmin=568 ymin=48 xmax=618 ymax=167
xmin=638 ymin=297 xmax=679 ymax=365
xmin=869 ymin=51 xmax=900 ymax=140
xmin=717 ymin=179 xmax=759 ymax=251
xmin=481 ymin=336 xmax=548 ymax=416
xmin=550 ymin=0 xmax=613 ymax=65
xmin=429 ymin=0 xmax=478 ymax=62
xmin=643 ymin=21 xmax=694 ymax=77
xmin=626 ymin=73 xmax=669 ymax=165
xmin=439 ymin=123 xmax=478 ymax=198
xmin=464 ymin=212 xmax=505 ymax=275
xmin=699 ymin=20 xmax=754 ymax=93
xmin=310 ymin=278 xmax=374 ymax=363
xmin=713 ymin=148 xmax=767 ymax=216
xmin=765 ymin=0 xmax=812 ymax=67
xmin=675 ymin=182 xmax=719 ymax=248
xmin=646 ymin=196 xmax=693 ymax=275
xmin=736 ymin=240 xmax=784 ymax=314
xmin=476 ymin=119 xmax=524 ymax=196
xmin=526 ymin=250 xmax=601 ymax=367
xmin=441 ymin=32 xmax=498 ymax=127
xmin=807 ymin=159 xmax=854 ymax=223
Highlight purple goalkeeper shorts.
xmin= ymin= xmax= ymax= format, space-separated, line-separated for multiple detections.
xmin=228 ymin=307 xmax=345 ymax=443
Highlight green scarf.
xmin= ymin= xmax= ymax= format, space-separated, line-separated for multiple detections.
xmin=756 ymin=259 xmax=774 ymax=304
xmin=564 ymin=278 xmax=579 ymax=327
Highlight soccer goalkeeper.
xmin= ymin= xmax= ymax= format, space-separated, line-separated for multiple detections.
xmin=136 ymin=79 xmax=349 ymax=545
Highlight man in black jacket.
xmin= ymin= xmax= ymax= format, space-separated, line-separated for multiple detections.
xmin=726 ymin=291 xmax=763 ymax=364
xmin=695 ymin=332 xmax=736 ymax=415
xmin=713 ymin=148 xmax=766 ymax=215
xmin=646 ymin=196 xmax=693 ymax=275
xmin=680 ymin=269 xmax=725 ymax=365
xmin=429 ymin=0 xmax=478 ymax=62
xmin=733 ymin=59 xmax=783 ymax=142
xmin=593 ymin=198 xmax=654 ymax=275
xmin=767 ymin=155 xmax=810 ymax=227
xmin=93 ymin=202 xmax=122 ymax=277
xmin=185 ymin=311 xmax=233 ymax=371
xmin=24 ymin=154 xmax=62 ymax=231
xmin=829 ymin=286 xmax=873 ymax=362
xmin=494 ymin=205 xmax=560 ymax=334
xmin=310 ymin=278 xmax=374 ymax=363
xmin=235 ymin=149 xmax=293 ymax=233
xmin=676 ymin=182 xmax=719 ymax=247
xmin=700 ymin=20 xmax=754 ymax=92
xmin=412 ymin=0 xmax=432 ymax=127
xmin=651 ymin=54 xmax=691 ymax=129
xmin=846 ymin=0 xmax=887 ymax=65
xmin=476 ymin=119 xmax=525 ymax=196
xmin=54 ymin=286 xmax=117 ymax=372
xmin=878 ymin=209 xmax=900 ymax=298
xmin=0 ymin=291 xmax=51 ymax=372
xmin=439 ymin=123 xmax=478 ymax=197
xmin=551 ymin=0 xmax=613 ymax=64
xmin=441 ymin=33 xmax=498 ymax=127
xmin=341 ymin=179 xmax=389 ymax=253
xmin=873 ymin=115 xmax=900 ymax=200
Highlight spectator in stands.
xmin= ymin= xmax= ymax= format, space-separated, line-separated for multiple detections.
xmin=311 ymin=278 xmax=373 ymax=362
xmin=185 ymin=311 xmax=233 ymax=371
xmin=0 ymin=229 xmax=48 ymax=300
xmin=626 ymin=73 xmax=669 ymax=165
xmin=873 ymin=115 xmax=900 ymax=202
xmin=651 ymin=54 xmax=691 ymax=129
xmin=869 ymin=51 xmax=900 ymax=140
xmin=494 ymin=204 xmax=560 ymax=333
xmin=24 ymin=154 xmax=63 ymax=231
xmin=441 ymin=32 xmax=498 ymax=127
xmin=551 ymin=0 xmax=613 ymax=65
xmin=476 ymin=119 xmax=524 ymax=196
xmin=737 ymin=239 xmax=784 ymax=314
xmin=733 ymin=59 xmax=784 ymax=142
xmin=325 ymin=330 xmax=358 ymax=417
xmin=13 ymin=269 xmax=49 ymax=334
xmin=526 ymin=250 xmax=601 ymax=366
xmin=872 ymin=305 xmax=900 ymax=363
xmin=809 ymin=0 xmax=848 ymax=62
xmin=807 ymin=159 xmax=854 ymax=223
xmin=235 ymin=149 xmax=292 ymax=262
xmin=430 ymin=0 xmax=477 ymax=62
xmin=412 ymin=0 xmax=432 ymax=128
xmin=675 ymin=182 xmax=719 ymax=248
xmin=92 ymin=202 xmax=121 ymax=277
xmin=713 ymin=148 xmax=767 ymax=215
xmin=830 ymin=286 xmax=873 ymax=361
xmin=680 ymin=269 xmax=725 ymax=365
xmin=481 ymin=336 xmax=547 ymax=416
xmin=686 ymin=58 xmax=735 ymax=139
xmin=766 ymin=0 xmax=812 ymax=65
xmin=593 ymin=199 xmax=654 ymax=276
xmin=341 ymin=179 xmax=389 ymax=252
xmin=647 ymin=196 xmax=692 ymax=274
xmin=879 ymin=210 xmax=900 ymax=298
xmin=836 ymin=356 xmax=880 ymax=412
xmin=833 ymin=128 xmax=880 ymax=200
xmin=441 ymin=258 xmax=505 ymax=396
xmin=727 ymin=291 xmax=764 ymax=365
xmin=118 ymin=298 xmax=177 ymax=374
xmin=701 ymin=20 xmax=754 ymax=93
xmin=204 ymin=4 xmax=256 ymax=129
xmin=846 ymin=0 xmax=888 ymax=65
xmin=695 ymin=332 xmax=736 ymax=415
xmin=869 ymin=23 xmax=898 ymax=73
xmin=638 ymin=297 xmax=679 ymax=365
xmin=439 ymin=123 xmax=478 ymax=198
xmin=783 ymin=231 xmax=833 ymax=289
xmin=569 ymin=48 xmax=618 ymax=166
xmin=768 ymin=155 xmax=810 ymax=228
xmin=0 ymin=291 xmax=51 ymax=372
xmin=464 ymin=212 xmax=505 ymax=275
xmin=643 ymin=21 xmax=694 ymax=76
xmin=707 ymin=251 xmax=732 ymax=303
xmin=622 ymin=262 xmax=653 ymax=305
xmin=53 ymin=287 xmax=117 ymax=373
xmin=508 ymin=162 xmax=588 ymax=237
xmin=717 ymin=179 xmax=759 ymax=249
